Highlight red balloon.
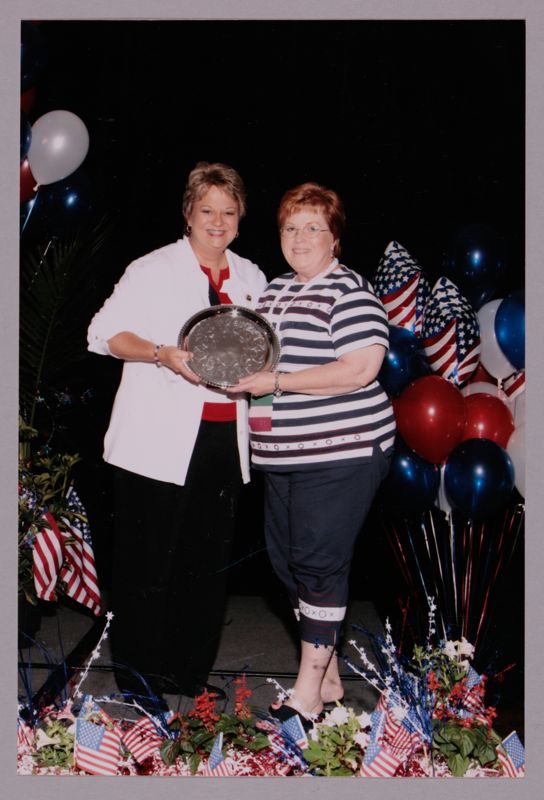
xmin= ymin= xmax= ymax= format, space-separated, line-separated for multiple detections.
xmin=468 ymin=362 xmax=496 ymax=385
xmin=461 ymin=393 xmax=515 ymax=447
xmin=20 ymin=158 xmax=37 ymax=203
xmin=21 ymin=87 xmax=37 ymax=114
xmin=395 ymin=375 xmax=466 ymax=464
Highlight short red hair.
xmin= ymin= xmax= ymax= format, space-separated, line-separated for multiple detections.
xmin=277 ymin=182 xmax=346 ymax=257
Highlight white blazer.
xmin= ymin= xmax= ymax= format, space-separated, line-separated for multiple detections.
xmin=87 ymin=237 xmax=268 ymax=485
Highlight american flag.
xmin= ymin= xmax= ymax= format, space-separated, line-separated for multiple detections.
xmin=281 ymin=712 xmax=309 ymax=750
xmin=360 ymin=710 xmax=401 ymax=777
xmin=373 ymin=241 xmax=431 ymax=336
xmin=503 ymin=369 xmax=525 ymax=400
xmin=375 ymin=695 xmax=421 ymax=758
xmin=17 ymin=717 xmax=34 ymax=750
xmin=74 ymin=697 xmax=121 ymax=775
xmin=204 ymin=732 xmax=233 ymax=776
xmin=59 ymin=486 xmax=102 ymax=616
xmin=497 ymin=731 xmax=525 ymax=777
xmin=421 ymin=277 xmax=481 ymax=386
xmin=122 ymin=715 xmax=164 ymax=763
xmin=384 ymin=709 xmax=421 ymax=757
xmin=265 ymin=728 xmax=297 ymax=774
xmin=32 ymin=510 xmax=64 ymax=602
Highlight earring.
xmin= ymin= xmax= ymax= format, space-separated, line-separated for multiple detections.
xmin=185 ymin=224 xmax=192 ymax=236
xmin=235 ymin=231 xmax=239 ymax=238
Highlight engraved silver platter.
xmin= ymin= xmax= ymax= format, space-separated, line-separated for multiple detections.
xmin=178 ymin=305 xmax=280 ymax=389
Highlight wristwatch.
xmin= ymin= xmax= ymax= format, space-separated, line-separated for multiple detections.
xmin=273 ymin=372 xmax=283 ymax=398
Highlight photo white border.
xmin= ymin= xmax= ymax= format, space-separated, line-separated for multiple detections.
xmin=2 ymin=2 xmax=542 ymax=798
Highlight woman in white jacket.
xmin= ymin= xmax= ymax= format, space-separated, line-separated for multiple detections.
xmin=87 ymin=162 xmax=267 ymax=709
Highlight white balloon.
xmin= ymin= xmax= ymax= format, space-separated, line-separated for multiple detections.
xmin=461 ymin=381 xmax=509 ymax=405
xmin=510 ymin=391 xmax=525 ymax=427
xmin=507 ymin=423 xmax=525 ymax=497
xmin=28 ymin=110 xmax=90 ymax=186
xmin=477 ymin=300 xmax=516 ymax=381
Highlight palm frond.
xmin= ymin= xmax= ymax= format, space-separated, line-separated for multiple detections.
xmin=19 ymin=216 xmax=113 ymax=427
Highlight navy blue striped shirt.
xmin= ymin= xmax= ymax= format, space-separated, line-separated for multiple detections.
xmin=249 ymin=265 xmax=396 ymax=470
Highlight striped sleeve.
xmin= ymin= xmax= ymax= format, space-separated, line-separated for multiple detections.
xmin=330 ymin=286 xmax=389 ymax=357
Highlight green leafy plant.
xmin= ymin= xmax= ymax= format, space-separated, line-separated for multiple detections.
xmin=432 ymin=721 xmax=501 ymax=777
xmin=33 ymin=718 xmax=75 ymax=769
xmin=303 ymin=707 xmax=367 ymax=777
xmin=159 ymin=686 xmax=270 ymax=774
xmin=19 ymin=217 xmax=112 ymax=435
xmin=160 ymin=712 xmax=270 ymax=774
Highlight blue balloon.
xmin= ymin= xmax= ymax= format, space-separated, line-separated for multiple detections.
xmin=21 ymin=22 xmax=48 ymax=92
xmin=21 ymin=111 xmax=32 ymax=162
xmin=444 ymin=438 xmax=514 ymax=519
xmin=379 ymin=325 xmax=430 ymax=396
xmin=443 ymin=224 xmax=507 ymax=310
xmin=380 ymin=437 xmax=441 ymax=514
xmin=22 ymin=169 xmax=95 ymax=239
xmin=495 ymin=289 xmax=524 ymax=370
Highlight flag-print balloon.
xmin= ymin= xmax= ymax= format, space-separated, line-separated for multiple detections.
xmin=503 ymin=369 xmax=525 ymax=427
xmin=373 ymin=241 xmax=431 ymax=337
xmin=421 ymin=277 xmax=481 ymax=387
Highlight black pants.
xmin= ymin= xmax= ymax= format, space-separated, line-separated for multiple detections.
xmin=263 ymin=447 xmax=390 ymax=647
xmin=110 ymin=420 xmax=242 ymax=696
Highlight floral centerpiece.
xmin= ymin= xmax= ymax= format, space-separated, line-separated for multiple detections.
xmin=17 ymin=601 xmax=524 ymax=778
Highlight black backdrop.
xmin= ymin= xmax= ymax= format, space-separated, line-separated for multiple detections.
xmin=21 ymin=20 xmax=525 ymax=630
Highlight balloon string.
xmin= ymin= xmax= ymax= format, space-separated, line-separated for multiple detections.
xmin=473 ymin=504 xmax=524 ymax=648
xmin=463 ymin=521 xmax=473 ymax=639
xmin=425 ymin=510 xmax=447 ymax=639
xmin=396 ymin=597 xmax=409 ymax=656
xmin=449 ymin=513 xmax=458 ymax=631
xmin=382 ymin=521 xmax=416 ymax=593
xmin=405 ymin=518 xmax=431 ymax=604
xmin=20 ymin=191 xmax=39 ymax=234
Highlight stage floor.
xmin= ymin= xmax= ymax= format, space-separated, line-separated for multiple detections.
xmin=18 ymin=594 xmax=384 ymax=720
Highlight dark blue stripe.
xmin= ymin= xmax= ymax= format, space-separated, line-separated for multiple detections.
xmin=251 ymin=419 xmax=394 ymax=443
xmin=280 ymin=355 xmax=332 ymax=366
xmin=273 ymin=388 xmax=387 ymax=411
xmin=333 ymin=331 xmax=388 ymax=349
xmin=280 ymin=336 xmax=334 ymax=349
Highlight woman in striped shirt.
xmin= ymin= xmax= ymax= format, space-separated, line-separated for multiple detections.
xmin=232 ymin=182 xmax=396 ymax=726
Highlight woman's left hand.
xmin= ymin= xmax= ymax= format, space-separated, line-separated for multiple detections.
xmin=230 ymin=371 xmax=275 ymax=396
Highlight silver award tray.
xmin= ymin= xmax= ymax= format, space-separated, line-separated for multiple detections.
xmin=178 ymin=304 xmax=280 ymax=389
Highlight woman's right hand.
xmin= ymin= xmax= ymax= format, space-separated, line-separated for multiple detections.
xmin=107 ymin=332 xmax=201 ymax=384
xmin=157 ymin=345 xmax=201 ymax=383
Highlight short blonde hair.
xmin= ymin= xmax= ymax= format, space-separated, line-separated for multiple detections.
xmin=182 ymin=161 xmax=247 ymax=221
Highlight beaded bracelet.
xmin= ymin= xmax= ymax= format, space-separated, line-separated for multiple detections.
xmin=153 ymin=343 xmax=165 ymax=367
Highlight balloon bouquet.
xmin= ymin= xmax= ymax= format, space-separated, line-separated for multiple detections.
xmin=373 ymin=236 xmax=525 ymax=657
xmin=20 ymin=22 xmax=92 ymax=237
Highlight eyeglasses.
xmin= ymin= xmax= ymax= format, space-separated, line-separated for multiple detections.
xmin=280 ymin=223 xmax=330 ymax=238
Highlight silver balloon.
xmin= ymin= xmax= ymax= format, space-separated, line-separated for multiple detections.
xmin=27 ymin=110 xmax=90 ymax=186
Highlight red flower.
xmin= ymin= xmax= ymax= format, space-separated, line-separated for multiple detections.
xmin=188 ymin=689 xmax=220 ymax=732
xmin=234 ymin=674 xmax=252 ymax=719
xmin=427 ymin=670 xmax=441 ymax=692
